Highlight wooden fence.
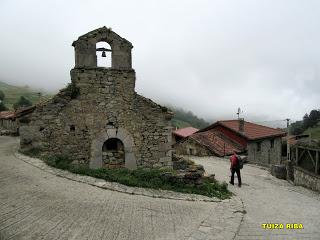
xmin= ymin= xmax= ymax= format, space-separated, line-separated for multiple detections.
xmin=293 ymin=145 xmax=320 ymax=175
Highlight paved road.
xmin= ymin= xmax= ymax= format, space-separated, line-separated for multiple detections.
xmin=0 ymin=137 xmax=241 ymax=240
xmin=191 ymin=156 xmax=320 ymax=240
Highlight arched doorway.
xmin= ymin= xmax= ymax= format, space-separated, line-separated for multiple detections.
xmin=102 ymin=138 xmax=125 ymax=168
xmin=90 ymin=127 xmax=137 ymax=170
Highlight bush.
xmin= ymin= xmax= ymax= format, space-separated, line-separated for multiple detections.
xmin=64 ymin=83 xmax=80 ymax=99
xmin=20 ymin=149 xmax=231 ymax=199
xmin=0 ymin=102 xmax=8 ymax=111
xmin=45 ymin=154 xmax=73 ymax=170
xmin=13 ymin=96 xmax=32 ymax=110
xmin=0 ymin=90 xmax=4 ymax=101
xmin=20 ymin=147 xmax=42 ymax=157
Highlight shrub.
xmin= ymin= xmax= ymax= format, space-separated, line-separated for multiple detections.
xmin=20 ymin=150 xmax=231 ymax=199
xmin=19 ymin=147 xmax=42 ymax=158
xmin=44 ymin=154 xmax=73 ymax=170
xmin=64 ymin=83 xmax=80 ymax=99
xmin=13 ymin=96 xmax=32 ymax=110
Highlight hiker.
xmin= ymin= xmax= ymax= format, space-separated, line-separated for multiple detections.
xmin=229 ymin=151 xmax=242 ymax=187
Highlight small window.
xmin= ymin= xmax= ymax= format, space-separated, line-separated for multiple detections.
xmin=70 ymin=125 xmax=75 ymax=132
xmin=106 ymin=121 xmax=114 ymax=128
xmin=270 ymin=139 xmax=274 ymax=149
xmin=257 ymin=142 xmax=261 ymax=152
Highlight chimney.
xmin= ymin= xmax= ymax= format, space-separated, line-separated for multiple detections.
xmin=239 ymin=118 xmax=244 ymax=132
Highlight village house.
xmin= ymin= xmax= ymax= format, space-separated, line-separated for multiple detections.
xmin=172 ymin=127 xmax=198 ymax=144
xmin=0 ymin=106 xmax=36 ymax=135
xmin=0 ymin=111 xmax=16 ymax=133
xmin=175 ymin=119 xmax=286 ymax=165
xmin=19 ymin=27 xmax=173 ymax=170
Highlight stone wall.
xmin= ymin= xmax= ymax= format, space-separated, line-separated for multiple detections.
xmin=72 ymin=26 xmax=132 ymax=70
xmin=174 ymin=138 xmax=213 ymax=156
xmin=247 ymin=137 xmax=282 ymax=166
xmin=0 ymin=119 xmax=18 ymax=133
xmin=20 ymin=69 xmax=172 ymax=169
xmin=294 ymin=166 xmax=320 ymax=192
xmin=20 ymin=27 xmax=173 ymax=170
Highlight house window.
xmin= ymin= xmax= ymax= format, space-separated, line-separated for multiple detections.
xmin=257 ymin=142 xmax=261 ymax=152
xmin=270 ymin=139 xmax=274 ymax=149
xmin=70 ymin=125 xmax=75 ymax=132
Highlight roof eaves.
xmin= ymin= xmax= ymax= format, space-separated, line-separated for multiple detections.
xmin=248 ymin=132 xmax=287 ymax=141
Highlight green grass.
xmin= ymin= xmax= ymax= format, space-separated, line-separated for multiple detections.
xmin=0 ymin=81 xmax=52 ymax=109
xmin=171 ymin=118 xmax=192 ymax=129
xmin=303 ymin=125 xmax=320 ymax=140
xmin=20 ymin=148 xmax=231 ymax=199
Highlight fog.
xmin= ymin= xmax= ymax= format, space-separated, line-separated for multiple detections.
xmin=1 ymin=0 xmax=319 ymax=126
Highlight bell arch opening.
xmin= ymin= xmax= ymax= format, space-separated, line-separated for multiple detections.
xmin=96 ymin=41 xmax=112 ymax=68
xmin=102 ymin=138 xmax=125 ymax=168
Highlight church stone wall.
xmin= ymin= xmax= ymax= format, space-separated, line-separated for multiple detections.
xmin=20 ymin=27 xmax=173 ymax=169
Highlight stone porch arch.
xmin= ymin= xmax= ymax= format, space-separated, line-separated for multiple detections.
xmin=90 ymin=127 xmax=137 ymax=170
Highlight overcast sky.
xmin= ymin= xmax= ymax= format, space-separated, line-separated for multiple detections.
xmin=0 ymin=0 xmax=319 ymax=126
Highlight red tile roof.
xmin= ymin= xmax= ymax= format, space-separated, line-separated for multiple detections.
xmin=0 ymin=111 xmax=15 ymax=119
xmin=202 ymin=120 xmax=286 ymax=140
xmin=173 ymin=127 xmax=199 ymax=138
xmin=190 ymin=130 xmax=243 ymax=156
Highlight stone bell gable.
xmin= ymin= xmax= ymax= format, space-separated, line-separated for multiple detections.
xmin=72 ymin=26 xmax=132 ymax=70
xmin=20 ymin=27 xmax=173 ymax=169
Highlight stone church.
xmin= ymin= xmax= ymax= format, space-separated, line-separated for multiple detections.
xmin=20 ymin=27 xmax=173 ymax=169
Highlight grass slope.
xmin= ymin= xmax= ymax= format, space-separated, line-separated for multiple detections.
xmin=0 ymin=81 xmax=49 ymax=109
xmin=168 ymin=106 xmax=210 ymax=129
xmin=303 ymin=125 xmax=320 ymax=140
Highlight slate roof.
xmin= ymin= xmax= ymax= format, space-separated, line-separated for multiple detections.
xmin=173 ymin=127 xmax=199 ymax=138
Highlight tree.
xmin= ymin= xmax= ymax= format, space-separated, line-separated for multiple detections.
xmin=13 ymin=96 xmax=32 ymax=110
xmin=302 ymin=113 xmax=310 ymax=129
xmin=290 ymin=121 xmax=304 ymax=135
xmin=0 ymin=101 xmax=8 ymax=111
xmin=308 ymin=109 xmax=320 ymax=127
xmin=0 ymin=90 xmax=4 ymax=101
xmin=0 ymin=90 xmax=8 ymax=111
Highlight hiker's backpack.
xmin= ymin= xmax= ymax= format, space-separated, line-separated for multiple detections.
xmin=237 ymin=156 xmax=244 ymax=169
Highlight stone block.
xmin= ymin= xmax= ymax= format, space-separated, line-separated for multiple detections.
xmin=271 ymin=164 xmax=287 ymax=180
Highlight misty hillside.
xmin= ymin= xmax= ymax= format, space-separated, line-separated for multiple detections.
xmin=0 ymin=81 xmax=209 ymax=129
xmin=168 ymin=106 xmax=210 ymax=129
xmin=0 ymin=81 xmax=45 ymax=109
